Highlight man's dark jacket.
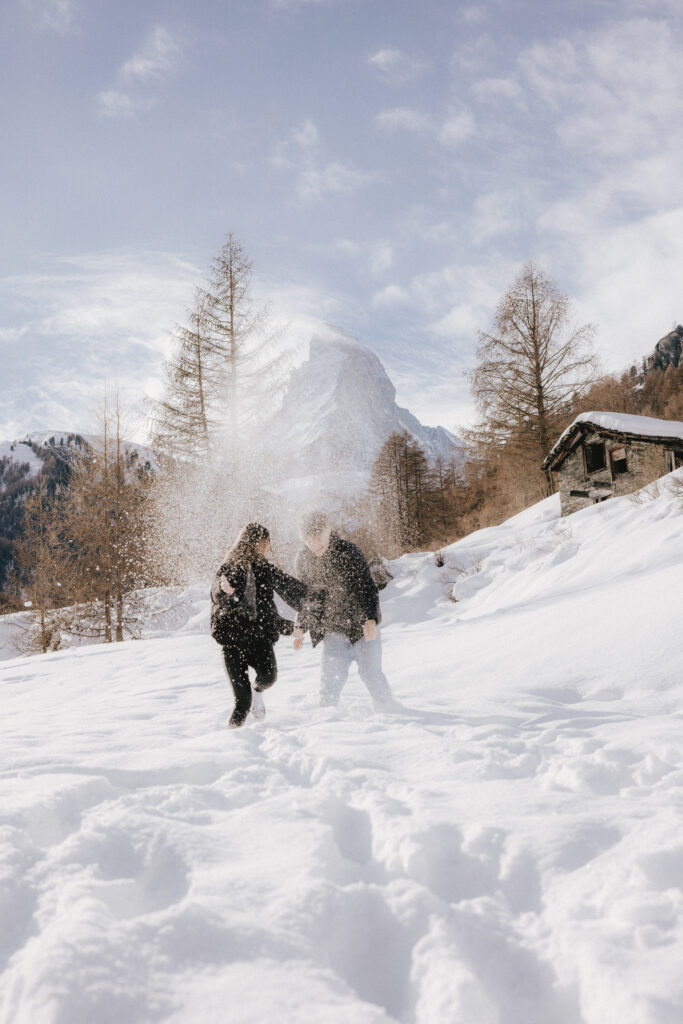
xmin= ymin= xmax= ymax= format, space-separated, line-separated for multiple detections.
xmin=296 ymin=533 xmax=381 ymax=647
xmin=210 ymin=557 xmax=307 ymax=646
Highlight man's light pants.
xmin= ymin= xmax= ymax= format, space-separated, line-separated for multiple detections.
xmin=320 ymin=630 xmax=392 ymax=706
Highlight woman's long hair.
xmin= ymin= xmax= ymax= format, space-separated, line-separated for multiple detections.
xmin=224 ymin=522 xmax=270 ymax=566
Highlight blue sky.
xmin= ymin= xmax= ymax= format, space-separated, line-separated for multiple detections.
xmin=1 ymin=0 xmax=682 ymax=439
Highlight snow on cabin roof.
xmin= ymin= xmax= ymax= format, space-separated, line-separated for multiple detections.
xmin=570 ymin=411 xmax=683 ymax=440
xmin=544 ymin=411 xmax=683 ymax=470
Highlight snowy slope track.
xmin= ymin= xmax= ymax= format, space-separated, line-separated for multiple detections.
xmin=2 ymin=474 xmax=683 ymax=1024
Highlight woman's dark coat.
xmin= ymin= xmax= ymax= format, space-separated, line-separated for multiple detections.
xmin=210 ymin=557 xmax=308 ymax=646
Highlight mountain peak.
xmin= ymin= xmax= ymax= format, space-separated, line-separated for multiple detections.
xmin=261 ymin=329 xmax=462 ymax=503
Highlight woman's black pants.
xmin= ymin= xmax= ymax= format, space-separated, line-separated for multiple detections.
xmin=221 ymin=636 xmax=277 ymax=722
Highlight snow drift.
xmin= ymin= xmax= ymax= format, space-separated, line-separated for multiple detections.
xmin=1 ymin=471 xmax=682 ymax=1024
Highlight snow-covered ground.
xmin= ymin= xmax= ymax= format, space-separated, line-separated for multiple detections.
xmin=1 ymin=474 xmax=683 ymax=1024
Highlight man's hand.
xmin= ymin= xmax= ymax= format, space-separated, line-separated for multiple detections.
xmin=293 ymin=625 xmax=305 ymax=651
xmin=362 ymin=619 xmax=377 ymax=642
xmin=220 ymin=576 xmax=235 ymax=596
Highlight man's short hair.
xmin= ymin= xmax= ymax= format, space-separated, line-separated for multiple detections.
xmin=300 ymin=510 xmax=330 ymax=539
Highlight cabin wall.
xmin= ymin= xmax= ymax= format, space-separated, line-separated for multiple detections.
xmin=556 ymin=430 xmax=682 ymax=516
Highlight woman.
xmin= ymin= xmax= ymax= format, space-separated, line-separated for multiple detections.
xmin=210 ymin=522 xmax=308 ymax=728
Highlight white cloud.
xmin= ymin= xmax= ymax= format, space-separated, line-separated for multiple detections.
xmin=373 ymin=105 xmax=475 ymax=147
xmin=374 ymin=107 xmax=433 ymax=134
xmin=334 ymin=238 xmax=362 ymax=257
xmin=21 ymin=0 xmax=76 ymax=34
xmin=0 ymin=251 xmax=200 ymax=439
xmin=274 ymin=120 xmax=375 ymax=204
xmin=413 ymin=262 xmax=508 ymax=330
xmin=273 ymin=118 xmax=322 ymax=168
xmin=452 ymin=34 xmax=496 ymax=74
xmin=460 ymin=4 xmax=488 ymax=25
xmin=96 ymin=26 xmax=182 ymax=119
xmin=438 ymin=108 xmax=476 ymax=146
xmin=566 ymin=207 xmax=683 ymax=370
xmin=470 ymin=189 xmax=524 ymax=241
xmin=367 ymin=257 xmax=518 ymax=381
xmin=400 ymin=206 xmax=455 ymax=244
xmin=517 ymin=16 xmax=683 ymax=161
xmin=369 ymin=244 xmax=394 ymax=276
xmin=457 ymin=15 xmax=683 ymax=376
xmin=292 ymin=118 xmax=320 ymax=149
xmin=514 ymin=18 xmax=683 ymax=193
xmin=372 ymin=284 xmax=412 ymax=309
xmin=297 ymin=161 xmax=373 ymax=203
xmin=96 ymin=90 xmax=152 ymax=119
xmin=367 ymin=47 xmax=426 ymax=84
xmin=120 ymin=26 xmax=181 ymax=85
xmin=517 ymin=38 xmax=580 ymax=109
xmin=471 ymin=77 xmax=525 ymax=104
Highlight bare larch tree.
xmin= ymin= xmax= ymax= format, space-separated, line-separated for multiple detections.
xmin=469 ymin=263 xmax=598 ymax=487
xmin=369 ymin=431 xmax=432 ymax=555
xmin=151 ymin=233 xmax=263 ymax=461
xmin=60 ymin=394 xmax=154 ymax=643
xmin=11 ymin=475 xmax=65 ymax=654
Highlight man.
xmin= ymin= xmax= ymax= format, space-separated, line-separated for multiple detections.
xmin=293 ymin=511 xmax=395 ymax=709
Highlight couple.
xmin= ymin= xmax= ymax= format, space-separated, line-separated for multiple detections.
xmin=210 ymin=511 xmax=395 ymax=727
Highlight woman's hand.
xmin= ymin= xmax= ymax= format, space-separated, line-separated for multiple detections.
xmin=293 ymin=625 xmax=305 ymax=651
xmin=220 ymin=575 xmax=236 ymax=596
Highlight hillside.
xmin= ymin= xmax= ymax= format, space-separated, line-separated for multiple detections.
xmin=1 ymin=469 xmax=682 ymax=1023
xmin=0 ymin=431 xmax=158 ymax=603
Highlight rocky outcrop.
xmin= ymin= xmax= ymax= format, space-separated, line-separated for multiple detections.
xmin=645 ymin=325 xmax=683 ymax=372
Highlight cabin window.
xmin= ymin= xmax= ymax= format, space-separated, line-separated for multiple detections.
xmin=584 ymin=441 xmax=606 ymax=474
xmin=610 ymin=446 xmax=628 ymax=475
xmin=668 ymin=450 xmax=683 ymax=471
xmin=569 ymin=489 xmax=588 ymax=497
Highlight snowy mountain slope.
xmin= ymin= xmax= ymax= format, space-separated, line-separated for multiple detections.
xmin=1 ymin=473 xmax=683 ymax=1024
xmin=260 ymin=328 xmax=463 ymax=500
xmin=0 ymin=430 xmax=158 ymax=483
xmin=0 ymin=440 xmax=44 ymax=482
